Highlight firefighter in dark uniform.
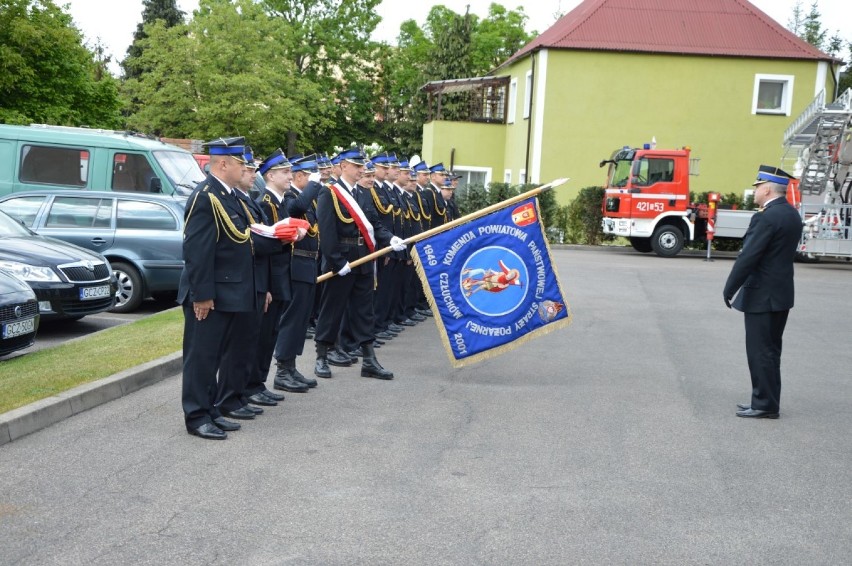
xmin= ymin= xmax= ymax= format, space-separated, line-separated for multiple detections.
xmin=179 ymin=136 xmax=254 ymax=440
xmin=216 ymin=147 xmax=295 ymax=419
xmin=250 ymin=149 xmax=303 ymax=399
xmin=428 ymin=162 xmax=449 ymax=227
xmin=313 ymin=147 xmax=407 ymax=380
xmin=442 ymin=175 xmax=460 ymax=221
xmin=398 ymin=161 xmax=427 ymax=325
xmin=273 ymin=155 xmax=323 ymax=391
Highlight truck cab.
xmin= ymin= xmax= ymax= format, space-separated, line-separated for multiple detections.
xmin=600 ymin=145 xmax=694 ymax=256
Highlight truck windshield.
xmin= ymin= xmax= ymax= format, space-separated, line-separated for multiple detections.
xmin=154 ymin=151 xmax=206 ymax=195
xmin=609 ymin=159 xmax=633 ymax=187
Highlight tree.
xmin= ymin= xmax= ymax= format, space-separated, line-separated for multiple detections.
xmin=471 ymin=4 xmax=534 ymax=72
xmin=0 ymin=0 xmax=121 ymax=127
xmin=122 ymin=0 xmax=185 ymax=79
xmin=786 ymin=1 xmax=851 ymax=98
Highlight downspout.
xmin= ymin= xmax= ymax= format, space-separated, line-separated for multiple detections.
xmin=524 ymin=51 xmax=537 ymax=182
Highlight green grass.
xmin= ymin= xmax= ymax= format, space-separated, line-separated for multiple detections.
xmin=0 ymin=308 xmax=183 ymax=414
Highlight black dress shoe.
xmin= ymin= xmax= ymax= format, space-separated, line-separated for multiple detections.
xmin=213 ymin=417 xmax=241 ymax=432
xmin=375 ymin=331 xmax=394 ymax=340
xmin=374 ymin=336 xmax=386 ymax=345
xmin=314 ymin=357 xmax=332 ymax=379
xmin=248 ymin=392 xmax=278 ymax=406
xmin=243 ymin=404 xmax=264 ymax=415
xmin=736 ymin=408 xmax=779 ymax=419
xmin=387 ymin=323 xmax=404 ymax=333
xmin=292 ymin=371 xmax=318 ymax=388
xmin=188 ymin=423 xmax=227 ymax=439
xmin=416 ymin=308 xmax=433 ymax=317
xmin=410 ymin=313 xmax=426 ymax=322
xmin=327 ymin=349 xmax=353 ymax=367
xmin=275 ymin=376 xmax=310 ymax=392
xmin=224 ymin=407 xmax=256 ymax=420
xmin=399 ymin=318 xmax=417 ymax=326
xmin=261 ymin=389 xmax=285 ymax=402
xmin=348 ymin=347 xmax=365 ymax=359
xmin=736 ymin=402 xmax=750 ymax=410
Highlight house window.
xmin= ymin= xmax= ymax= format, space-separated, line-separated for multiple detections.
xmin=504 ymin=169 xmax=512 ymax=183
xmin=508 ymin=79 xmax=517 ymax=124
xmin=519 ymin=169 xmax=527 ymax=184
xmin=452 ymin=166 xmax=491 ymax=199
xmin=752 ymin=74 xmax=794 ymax=116
xmin=523 ymin=70 xmax=532 ymax=119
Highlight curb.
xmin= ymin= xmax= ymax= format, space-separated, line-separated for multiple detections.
xmin=0 ymin=351 xmax=182 ymax=447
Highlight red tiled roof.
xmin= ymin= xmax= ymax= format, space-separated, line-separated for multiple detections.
xmin=500 ymin=0 xmax=835 ymax=68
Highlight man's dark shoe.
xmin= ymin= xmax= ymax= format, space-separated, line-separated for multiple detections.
xmin=348 ymin=347 xmax=365 ymax=359
xmin=387 ymin=323 xmax=404 ymax=333
xmin=262 ymin=389 xmax=285 ymax=402
xmin=416 ymin=308 xmax=433 ymax=317
xmin=213 ymin=417 xmax=241 ymax=432
xmin=274 ymin=376 xmax=310 ymax=392
xmin=399 ymin=318 xmax=417 ymax=327
xmin=360 ymin=343 xmax=394 ymax=380
xmin=292 ymin=371 xmax=318 ymax=388
xmin=736 ymin=402 xmax=750 ymax=410
xmin=188 ymin=423 xmax=227 ymax=440
xmin=374 ymin=336 xmax=386 ymax=345
xmin=411 ymin=313 xmax=427 ymax=322
xmin=314 ymin=357 xmax=331 ymax=378
xmin=224 ymin=407 xmax=256 ymax=420
xmin=327 ymin=348 xmax=353 ymax=367
xmin=375 ymin=331 xmax=394 ymax=340
xmin=305 ymin=325 xmax=316 ymax=339
xmin=248 ymin=392 xmax=278 ymax=406
xmin=736 ymin=408 xmax=779 ymax=419
xmin=243 ymin=404 xmax=263 ymax=415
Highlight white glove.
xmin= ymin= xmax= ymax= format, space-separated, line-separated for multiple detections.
xmin=337 ymin=262 xmax=351 ymax=276
xmin=389 ymin=236 xmax=406 ymax=252
xmin=308 ymin=172 xmax=321 ymax=183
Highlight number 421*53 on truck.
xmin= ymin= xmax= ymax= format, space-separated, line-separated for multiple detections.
xmin=599 ymin=144 xmax=800 ymax=257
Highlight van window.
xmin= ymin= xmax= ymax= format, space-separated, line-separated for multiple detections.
xmin=45 ymin=197 xmax=113 ymax=228
xmin=0 ymin=196 xmax=47 ymax=227
xmin=116 ymin=199 xmax=178 ymax=230
xmin=20 ymin=146 xmax=89 ymax=187
xmin=113 ymin=153 xmax=156 ymax=192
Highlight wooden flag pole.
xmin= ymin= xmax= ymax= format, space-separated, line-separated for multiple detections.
xmin=316 ymin=177 xmax=569 ymax=283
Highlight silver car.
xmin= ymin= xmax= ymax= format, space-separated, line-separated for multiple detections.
xmin=0 ymin=190 xmax=186 ymax=313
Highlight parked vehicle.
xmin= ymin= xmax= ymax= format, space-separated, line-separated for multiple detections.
xmin=0 ymin=124 xmax=206 ymax=197
xmin=0 ymin=269 xmax=39 ymax=357
xmin=599 ymin=144 xmax=801 ymax=257
xmin=0 ymin=191 xmax=186 ymax=313
xmin=0 ymin=210 xmax=117 ymax=321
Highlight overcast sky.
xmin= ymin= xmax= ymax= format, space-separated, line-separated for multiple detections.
xmin=64 ymin=0 xmax=851 ymax=75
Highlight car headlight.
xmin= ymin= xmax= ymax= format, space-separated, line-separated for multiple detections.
xmin=0 ymin=260 xmax=62 ymax=282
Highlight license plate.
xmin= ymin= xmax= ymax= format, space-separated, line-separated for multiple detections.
xmin=2 ymin=317 xmax=35 ymax=339
xmin=80 ymin=285 xmax=111 ymax=300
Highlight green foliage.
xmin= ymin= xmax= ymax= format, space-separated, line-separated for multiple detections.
xmin=564 ymin=186 xmax=611 ymax=245
xmin=0 ymin=0 xmax=121 ymax=127
xmin=122 ymin=0 xmax=185 ymax=79
xmin=471 ymin=4 xmax=534 ymax=71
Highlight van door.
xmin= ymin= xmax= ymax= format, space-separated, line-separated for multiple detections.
xmin=38 ymin=195 xmax=116 ymax=252
xmin=18 ymin=145 xmax=91 ymax=189
xmin=111 ymin=152 xmax=159 ymax=193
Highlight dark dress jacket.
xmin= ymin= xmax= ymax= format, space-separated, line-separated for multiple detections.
xmin=285 ymin=181 xmax=321 ymax=284
xmin=178 ymin=175 xmax=255 ymax=312
xmin=428 ymin=182 xmax=448 ymax=227
xmin=255 ymin=188 xmax=293 ymax=301
xmin=316 ymin=178 xmax=394 ymax=275
xmin=723 ymin=198 xmax=802 ymax=313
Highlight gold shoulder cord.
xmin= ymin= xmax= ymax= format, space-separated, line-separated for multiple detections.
xmin=407 ymin=199 xmax=420 ymax=222
xmin=433 ymin=192 xmax=447 ymax=216
xmin=262 ymin=194 xmax=279 ymax=223
xmin=416 ymin=191 xmax=431 ymax=221
xmin=329 ymin=188 xmax=355 ymax=224
xmin=371 ymin=187 xmax=394 ymax=215
xmin=310 ymin=199 xmax=319 ymax=237
xmin=209 ymin=194 xmax=251 ymax=247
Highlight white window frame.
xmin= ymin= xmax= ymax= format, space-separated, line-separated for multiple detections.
xmin=523 ymin=70 xmax=533 ymax=119
xmin=453 ymin=166 xmax=492 ymax=187
xmin=519 ymin=169 xmax=527 ymax=184
xmin=752 ymin=74 xmax=794 ymax=116
xmin=507 ymin=79 xmax=517 ymax=124
xmin=503 ymin=169 xmax=512 ymax=183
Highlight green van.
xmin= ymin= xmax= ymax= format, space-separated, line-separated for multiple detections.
xmin=0 ymin=124 xmax=206 ymax=196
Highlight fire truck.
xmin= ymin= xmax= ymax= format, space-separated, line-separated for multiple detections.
xmin=601 ymin=88 xmax=852 ymax=259
xmin=598 ymin=144 xmax=798 ymax=257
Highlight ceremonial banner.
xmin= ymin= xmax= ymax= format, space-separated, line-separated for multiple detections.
xmin=412 ymin=197 xmax=571 ymax=367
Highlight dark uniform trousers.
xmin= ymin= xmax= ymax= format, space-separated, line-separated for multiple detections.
xmin=315 ymin=180 xmax=393 ymax=350
xmin=179 ymin=177 xmax=255 ymax=430
xmin=216 ymin=190 xmax=282 ymax=413
xmin=723 ymin=198 xmax=802 ymax=413
xmin=274 ymin=182 xmax=321 ymax=361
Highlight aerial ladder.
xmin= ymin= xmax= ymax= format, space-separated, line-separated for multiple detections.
xmin=782 ymin=87 xmax=852 ymax=260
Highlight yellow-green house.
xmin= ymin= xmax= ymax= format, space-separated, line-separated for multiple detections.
xmin=420 ymin=0 xmax=843 ymax=204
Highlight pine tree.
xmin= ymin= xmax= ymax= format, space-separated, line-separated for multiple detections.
xmin=122 ymin=0 xmax=185 ymax=79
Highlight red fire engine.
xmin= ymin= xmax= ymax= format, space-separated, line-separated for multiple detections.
xmin=599 ymin=144 xmax=800 ymax=257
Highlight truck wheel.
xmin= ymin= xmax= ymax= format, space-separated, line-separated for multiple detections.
xmin=630 ymin=237 xmax=653 ymax=253
xmin=110 ymin=261 xmax=144 ymax=313
xmin=650 ymin=225 xmax=684 ymax=257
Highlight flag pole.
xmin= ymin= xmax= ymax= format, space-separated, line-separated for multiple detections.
xmin=316 ymin=177 xmax=569 ymax=283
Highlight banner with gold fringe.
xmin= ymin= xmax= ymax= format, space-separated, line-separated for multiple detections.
xmin=411 ymin=196 xmax=572 ymax=368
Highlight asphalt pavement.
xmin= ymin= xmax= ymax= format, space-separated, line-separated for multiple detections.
xmin=1 ymin=247 xmax=851 ymax=565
